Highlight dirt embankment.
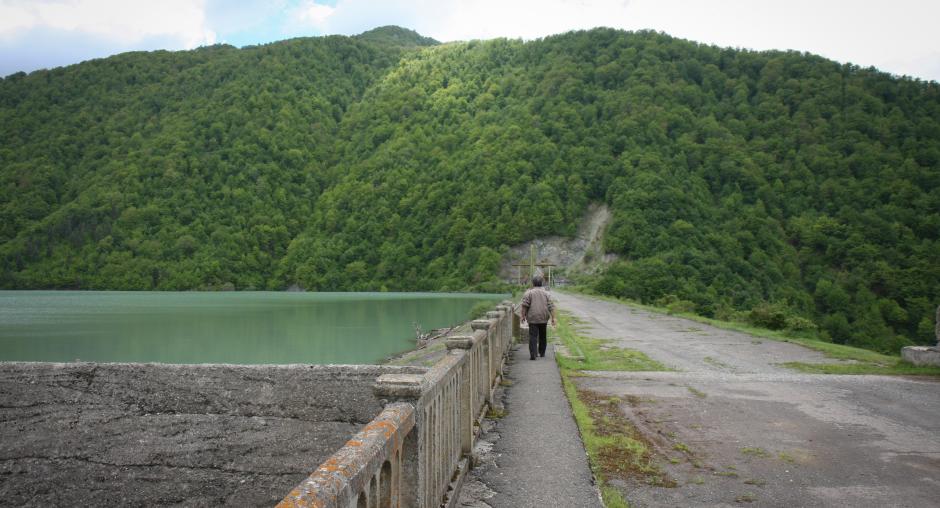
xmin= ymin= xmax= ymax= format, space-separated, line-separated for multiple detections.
xmin=499 ymin=203 xmax=614 ymax=282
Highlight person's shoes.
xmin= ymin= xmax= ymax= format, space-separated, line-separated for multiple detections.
xmin=530 ymin=356 xmax=536 ymax=360
xmin=539 ymin=353 xmax=545 ymax=357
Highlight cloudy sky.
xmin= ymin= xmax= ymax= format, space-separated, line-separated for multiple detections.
xmin=2 ymin=0 xmax=939 ymax=82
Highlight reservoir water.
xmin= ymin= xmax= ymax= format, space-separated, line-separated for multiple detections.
xmin=0 ymin=291 xmax=505 ymax=364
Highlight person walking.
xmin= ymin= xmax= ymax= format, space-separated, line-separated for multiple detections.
xmin=520 ymin=274 xmax=556 ymax=360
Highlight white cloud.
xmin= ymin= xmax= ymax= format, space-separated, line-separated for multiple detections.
xmin=296 ymin=1 xmax=335 ymax=28
xmin=3 ymin=0 xmax=939 ymax=81
xmin=0 ymin=2 xmax=36 ymax=35
xmin=308 ymin=0 xmax=940 ymax=82
xmin=0 ymin=0 xmax=216 ymax=48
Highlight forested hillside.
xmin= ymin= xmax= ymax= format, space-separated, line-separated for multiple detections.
xmin=2 ymin=27 xmax=938 ymax=351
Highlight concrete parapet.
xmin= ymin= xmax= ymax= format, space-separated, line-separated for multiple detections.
xmin=278 ymin=402 xmax=415 ymax=508
xmin=470 ymin=319 xmax=493 ymax=331
xmin=374 ymin=372 xmax=427 ymax=400
xmin=901 ymin=346 xmax=940 ymax=367
xmin=445 ymin=334 xmax=477 ymax=350
xmin=901 ymin=306 xmax=939 ymax=366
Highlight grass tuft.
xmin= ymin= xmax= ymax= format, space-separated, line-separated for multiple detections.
xmin=740 ymin=447 xmax=770 ymax=458
xmin=777 ymin=452 xmax=796 ymax=463
xmin=781 ymin=360 xmax=940 ymax=376
xmin=687 ymin=386 xmax=707 ymax=398
xmin=735 ymin=493 xmax=757 ymax=503
xmin=485 ymin=407 xmax=507 ymax=419
xmin=554 ymin=313 xmax=670 ymax=372
xmin=560 ymin=370 xmax=676 ymax=506
xmin=673 ymin=442 xmax=692 ymax=454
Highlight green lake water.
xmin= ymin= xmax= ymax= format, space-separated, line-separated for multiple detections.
xmin=0 ymin=291 xmax=505 ymax=364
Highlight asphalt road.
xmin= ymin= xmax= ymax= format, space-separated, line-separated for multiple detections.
xmin=553 ymin=291 xmax=940 ymax=508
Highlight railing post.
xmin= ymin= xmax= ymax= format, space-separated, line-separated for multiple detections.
xmin=501 ymin=301 xmax=514 ymax=348
xmin=486 ymin=311 xmax=502 ymax=358
xmin=446 ymin=336 xmax=475 ymax=457
xmin=497 ymin=303 xmax=512 ymax=353
xmin=490 ymin=308 xmax=510 ymax=373
xmin=508 ymin=303 xmax=521 ymax=342
xmin=471 ymin=319 xmax=494 ymax=405
xmin=374 ymin=374 xmax=424 ymax=508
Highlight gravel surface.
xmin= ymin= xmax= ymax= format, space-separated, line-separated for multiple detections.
xmin=0 ymin=363 xmax=392 ymax=507
xmin=555 ymin=291 xmax=940 ymax=508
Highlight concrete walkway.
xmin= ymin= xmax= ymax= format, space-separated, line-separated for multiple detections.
xmin=464 ymin=342 xmax=602 ymax=508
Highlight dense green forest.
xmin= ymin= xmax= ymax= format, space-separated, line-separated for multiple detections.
xmin=1 ymin=26 xmax=938 ymax=352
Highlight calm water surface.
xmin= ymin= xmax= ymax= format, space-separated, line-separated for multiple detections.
xmin=0 ymin=291 xmax=505 ymax=364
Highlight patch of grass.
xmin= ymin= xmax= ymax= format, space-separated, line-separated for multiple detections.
xmin=743 ymin=478 xmax=766 ymax=487
xmin=687 ymin=386 xmax=707 ymax=398
xmin=777 ymin=452 xmax=796 ymax=464
xmin=599 ymin=486 xmax=630 ymax=508
xmin=740 ymin=447 xmax=770 ymax=458
xmin=673 ymin=442 xmax=692 ymax=454
xmin=690 ymin=476 xmax=705 ymax=485
xmin=555 ymin=313 xmax=671 ymax=372
xmin=703 ymin=356 xmax=732 ymax=369
xmin=735 ymin=493 xmax=757 ymax=503
xmin=781 ymin=360 xmax=940 ymax=376
xmin=560 ymin=370 xmax=676 ymax=505
xmin=485 ymin=407 xmax=507 ymax=419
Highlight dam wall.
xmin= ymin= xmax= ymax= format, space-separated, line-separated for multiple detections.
xmin=0 ymin=362 xmax=425 ymax=506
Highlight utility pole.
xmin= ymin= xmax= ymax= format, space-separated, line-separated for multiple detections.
xmin=530 ymin=244 xmax=536 ymax=282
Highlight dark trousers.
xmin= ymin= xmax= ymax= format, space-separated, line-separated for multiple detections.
xmin=528 ymin=322 xmax=548 ymax=359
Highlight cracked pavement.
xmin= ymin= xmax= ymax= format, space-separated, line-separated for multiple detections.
xmin=554 ymin=291 xmax=940 ymax=508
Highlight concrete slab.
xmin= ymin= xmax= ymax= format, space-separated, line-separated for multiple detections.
xmin=0 ymin=362 xmax=422 ymax=506
xmin=553 ymin=292 xmax=940 ymax=508
xmin=902 ymin=346 xmax=940 ymax=367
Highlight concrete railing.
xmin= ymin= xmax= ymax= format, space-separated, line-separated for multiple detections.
xmin=279 ymin=300 xmax=516 ymax=508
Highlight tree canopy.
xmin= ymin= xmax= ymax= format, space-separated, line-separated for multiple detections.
xmin=2 ymin=27 xmax=938 ymax=352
